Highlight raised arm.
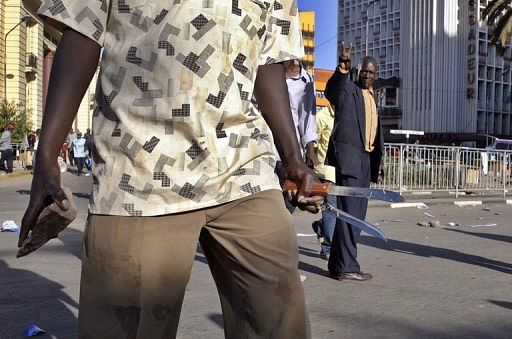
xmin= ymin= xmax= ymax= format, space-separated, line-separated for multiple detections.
xmin=325 ymin=41 xmax=352 ymax=108
xmin=20 ymin=29 xmax=101 ymax=246
xmin=254 ymin=62 xmax=323 ymax=212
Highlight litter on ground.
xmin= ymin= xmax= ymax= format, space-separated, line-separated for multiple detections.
xmin=1 ymin=220 xmax=19 ymax=233
xmin=23 ymin=325 xmax=45 ymax=337
xmin=470 ymin=223 xmax=498 ymax=228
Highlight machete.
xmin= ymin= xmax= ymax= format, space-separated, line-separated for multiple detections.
xmin=283 ymin=180 xmax=404 ymax=202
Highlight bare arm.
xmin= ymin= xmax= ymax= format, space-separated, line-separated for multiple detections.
xmin=20 ymin=29 xmax=101 ymax=246
xmin=253 ymin=63 xmax=322 ymax=211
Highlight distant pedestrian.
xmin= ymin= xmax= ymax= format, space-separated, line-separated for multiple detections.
xmin=84 ymin=128 xmax=93 ymax=156
xmin=84 ymin=155 xmax=92 ymax=177
xmin=61 ymin=141 xmax=68 ymax=164
xmin=31 ymin=129 xmax=41 ymax=170
xmin=72 ymin=131 xmax=86 ymax=176
xmin=274 ymin=59 xmax=319 ymax=213
xmin=312 ymin=105 xmax=337 ymax=260
xmin=20 ymin=134 xmax=29 ymax=170
xmin=0 ymin=124 xmax=15 ymax=174
xmin=66 ymin=129 xmax=77 ymax=166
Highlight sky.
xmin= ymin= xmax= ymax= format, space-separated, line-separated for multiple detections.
xmin=297 ymin=0 xmax=338 ymax=70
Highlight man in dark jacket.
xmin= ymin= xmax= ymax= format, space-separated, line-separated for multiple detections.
xmin=325 ymin=42 xmax=384 ymax=281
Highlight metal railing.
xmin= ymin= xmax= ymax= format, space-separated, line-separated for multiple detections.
xmin=3 ymin=142 xmax=512 ymax=197
xmin=373 ymin=143 xmax=512 ymax=197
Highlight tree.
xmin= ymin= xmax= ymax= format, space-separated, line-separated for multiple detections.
xmin=482 ymin=0 xmax=512 ymax=54
xmin=0 ymin=100 xmax=33 ymax=143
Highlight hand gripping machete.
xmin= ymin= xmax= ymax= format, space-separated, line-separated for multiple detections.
xmin=283 ymin=180 xmax=405 ymax=241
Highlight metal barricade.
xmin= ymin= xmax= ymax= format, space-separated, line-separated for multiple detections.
xmin=373 ymin=144 xmax=511 ymax=197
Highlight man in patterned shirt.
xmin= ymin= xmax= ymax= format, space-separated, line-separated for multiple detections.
xmin=20 ymin=0 xmax=321 ymax=337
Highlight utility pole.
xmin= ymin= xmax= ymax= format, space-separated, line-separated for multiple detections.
xmin=3 ymin=16 xmax=31 ymax=100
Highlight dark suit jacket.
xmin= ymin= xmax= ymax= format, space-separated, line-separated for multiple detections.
xmin=324 ymin=69 xmax=384 ymax=183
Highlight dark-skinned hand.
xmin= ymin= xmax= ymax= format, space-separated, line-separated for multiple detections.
xmin=305 ymin=141 xmax=320 ymax=169
xmin=19 ymin=159 xmax=69 ymax=247
xmin=283 ymin=158 xmax=324 ymax=213
xmin=338 ymin=41 xmax=353 ymax=71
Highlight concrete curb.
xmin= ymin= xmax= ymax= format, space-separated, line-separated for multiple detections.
xmin=370 ymin=196 xmax=511 ymax=208
xmin=390 ymin=202 xmax=428 ymax=209
xmin=454 ymin=201 xmax=482 ymax=207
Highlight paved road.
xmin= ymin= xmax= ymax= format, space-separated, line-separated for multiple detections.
xmin=1 ymin=173 xmax=511 ymax=338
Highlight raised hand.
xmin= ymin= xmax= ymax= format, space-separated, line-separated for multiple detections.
xmin=338 ymin=41 xmax=353 ymax=71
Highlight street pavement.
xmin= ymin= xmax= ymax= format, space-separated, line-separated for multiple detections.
xmin=0 ymin=173 xmax=511 ymax=338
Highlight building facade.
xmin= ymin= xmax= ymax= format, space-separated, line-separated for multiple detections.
xmin=338 ymin=0 xmax=512 ymax=140
xmin=1 ymin=0 xmax=95 ymax=133
xmin=314 ymin=68 xmax=333 ymax=109
xmin=299 ymin=11 xmax=315 ymax=73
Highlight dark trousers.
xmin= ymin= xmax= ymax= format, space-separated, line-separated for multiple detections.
xmin=75 ymin=157 xmax=85 ymax=175
xmin=0 ymin=149 xmax=14 ymax=173
xmin=328 ymin=153 xmax=371 ymax=274
xmin=69 ymin=149 xmax=74 ymax=166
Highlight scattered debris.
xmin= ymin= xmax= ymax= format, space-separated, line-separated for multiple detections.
xmin=23 ymin=325 xmax=45 ymax=337
xmin=483 ymin=207 xmax=491 ymax=211
xmin=297 ymin=233 xmax=319 ymax=237
xmin=495 ymin=213 xmax=502 ymax=216
xmin=424 ymin=212 xmax=435 ymax=218
xmin=417 ymin=203 xmax=429 ymax=210
xmin=470 ymin=223 xmax=498 ymax=228
xmin=1 ymin=220 xmax=19 ymax=233
xmin=417 ymin=221 xmax=443 ymax=228
xmin=447 ymin=222 xmax=460 ymax=227
xmin=475 ymin=217 xmax=488 ymax=220
xmin=429 ymin=221 xmax=443 ymax=228
xmin=379 ymin=219 xmax=405 ymax=223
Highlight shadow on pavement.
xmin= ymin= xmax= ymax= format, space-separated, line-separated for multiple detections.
xmin=16 ymin=189 xmax=91 ymax=201
xmin=208 ymin=313 xmax=224 ymax=328
xmin=298 ymin=246 xmax=322 ymax=259
xmin=0 ymin=259 xmax=78 ymax=338
xmin=487 ymin=300 xmax=512 ymax=310
xmin=445 ymin=228 xmax=512 ymax=244
xmin=360 ymin=236 xmax=512 ymax=275
xmin=58 ymin=227 xmax=83 ymax=260
xmin=298 ymin=260 xmax=328 ymax=277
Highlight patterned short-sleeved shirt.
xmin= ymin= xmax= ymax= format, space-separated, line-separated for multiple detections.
xmin=38 ymin=0 xmax=304 ymax=216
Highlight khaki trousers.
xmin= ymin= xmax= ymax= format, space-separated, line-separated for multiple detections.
xmin=79 ymin=190 xmax=310 ymax=338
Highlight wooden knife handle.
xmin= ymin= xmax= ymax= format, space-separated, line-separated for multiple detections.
xmin=283 ymin=180 xmax=331 ymax=197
